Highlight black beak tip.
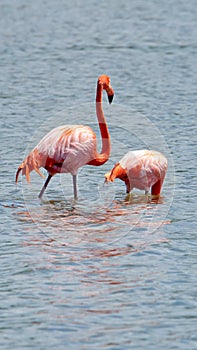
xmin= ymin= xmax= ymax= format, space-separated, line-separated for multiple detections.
xmin=108 ymin=94 xmax=114 ymax=104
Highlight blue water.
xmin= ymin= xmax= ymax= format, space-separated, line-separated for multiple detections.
xmin=0 ymin=0 xmax=197 ymax=349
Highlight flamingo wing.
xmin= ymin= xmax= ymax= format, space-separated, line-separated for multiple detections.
xmin=16 ymin=125 xmax=97 ymax=183
xmin=36 ymin=125 xmax=97 ymax=175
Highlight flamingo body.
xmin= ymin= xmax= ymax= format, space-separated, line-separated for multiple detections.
xmin=16 ymin=75 xmax=114 ymax=199
xmin=35 ymin=125 xmax=97 ymax=175
xmin=105 ymin=150 xmax=168 ymax=196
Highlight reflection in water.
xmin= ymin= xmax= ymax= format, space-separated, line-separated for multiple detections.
xmin=19 ymin=226 xmax=164 ymax=321
xmin=5 ymin=190 xmax=170 ymax=337
xmin=13 ymin=188 xmax=170 ymax=251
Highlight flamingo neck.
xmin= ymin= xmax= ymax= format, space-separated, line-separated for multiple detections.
xmin=95 ymin=82 xmax=110 ymax=160
xmin=108 ymin=163 xmax=131 ymax=193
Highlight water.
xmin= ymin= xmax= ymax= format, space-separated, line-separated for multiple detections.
xmin=0 ymin=0 xmax=197 ymax=349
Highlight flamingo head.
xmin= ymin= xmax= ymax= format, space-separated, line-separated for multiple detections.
xmin=98 ymin=75 xmax=114 ymax=104
xmin=105 ymin=163 xmax=127 ymax=182
xmin=105 ymin=163 xmax=131 ymax=193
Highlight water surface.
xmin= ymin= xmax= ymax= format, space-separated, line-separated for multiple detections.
xmin=0 ymin=0 xmax=197 ymax=349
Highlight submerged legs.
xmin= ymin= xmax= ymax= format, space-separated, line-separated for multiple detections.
xmin=38 ymin=174 xmax=52 ymax=199
xmin=151 ymin=179 xmax=161 ymax=196
xmin=38 ymin=174 xmax=78 ymax=200
xmin=72 ymin=174 xmax=78 ymax=200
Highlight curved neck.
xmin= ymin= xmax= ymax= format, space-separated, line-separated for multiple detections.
xmin=96 ymin=82 xmax=110 ymax=160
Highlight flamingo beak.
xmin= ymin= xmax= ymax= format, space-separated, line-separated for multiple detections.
xmin=107 ymin=86 xmax=114 ymax=104
xmin=108 ymin=93 xmax=114 ymax=104
xmin=104 ymin=172 xmax=112 ymax=183
xmin=104 ymin=177 xmax=108 ymax=184
xmin=104 ymin=176 xmax=110 ymax=188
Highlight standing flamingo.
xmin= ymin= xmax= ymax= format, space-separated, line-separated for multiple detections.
xmin=105 ymin=150 xmax=168 ymax=196
xmin=16 ymin=75 xmax=114 ymax=199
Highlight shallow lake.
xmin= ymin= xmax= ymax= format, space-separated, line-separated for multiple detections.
xmin=0 ymin=0 xmax=196 ymax=349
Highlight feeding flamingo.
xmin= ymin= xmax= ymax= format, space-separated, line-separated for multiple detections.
xmin=16 ymin=75 xmax=114 ymax=199
xmin=105 ymin=150 xmax=168 ymax=196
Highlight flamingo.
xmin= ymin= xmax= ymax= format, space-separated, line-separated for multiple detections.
xmin=16 ymin=75 xmax=114 ymax=199
xmin=105 ymin=150 xmax=168 ymax=196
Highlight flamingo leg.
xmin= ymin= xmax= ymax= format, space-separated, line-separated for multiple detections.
xmin=72 ymin=174 xmax=78 ymax=200
xmin=38 ymin=174 xmax=52 ymax=199
xmin=151 ymin=179 xmax=161 ymax=196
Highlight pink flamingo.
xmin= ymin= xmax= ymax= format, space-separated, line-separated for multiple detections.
xmin=105 ymin=150 xmax=168 ymax=196
xmin=16 ymin=75 xmax=114 ymax=199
